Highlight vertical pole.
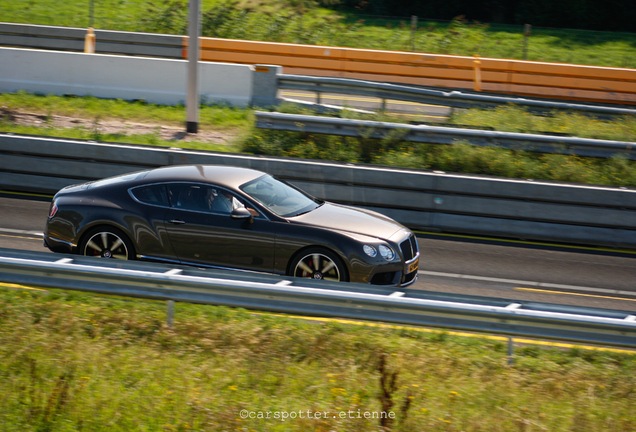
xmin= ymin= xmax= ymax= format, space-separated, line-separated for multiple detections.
xmin=186 ymin=0 xmax=201 ymax=134
xmin=473 ymin=54 xmax=482 ymax=92
xmin=84 ymin=28 xmax=96 ymax=53
xmin=410 ymin=15 xmax=418 ymax=51
xmin=522 ymin=24 xmax=532 ymax=60
xmin=88 ymin=0 xmax=94 ymax=28
xmin=167 ymin=300 xmax=175 ymax=328
xmin=507 ymin=337 xmax=515 ymax=365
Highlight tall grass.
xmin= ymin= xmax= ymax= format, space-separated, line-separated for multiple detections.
xmin=1 ymin=0 xmax=635 ymax=67
xmin=0 ymin=92 xmax=251 ymax=128
xmin=1 ymin=286 xmax=634 ymax=431
xmin=242 ymin=104 xmax=636 ymax=187
xmin=2 ymin=93 xmax=635 ymax=187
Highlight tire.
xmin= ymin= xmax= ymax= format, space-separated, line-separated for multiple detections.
xmin=289 ymin=247 xmax=348 ymax=282
xmin=79 ymin=226 xmax=135 ymax=260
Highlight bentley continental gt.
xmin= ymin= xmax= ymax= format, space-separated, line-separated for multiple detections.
xmin=44 ymin=165 xmax=419 ymax=286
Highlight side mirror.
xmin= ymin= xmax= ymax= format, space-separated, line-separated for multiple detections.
xmin=231 ymin=207 xmax=254 ymax=223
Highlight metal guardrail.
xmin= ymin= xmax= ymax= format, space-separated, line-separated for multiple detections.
xmin=0 ymin=22 xmax=183 ymax=58
xmin=278 ymin=74 xmax=636 ymax=118
xmin=1 ymin=134 xmax=636 ymax=249
xmin=1 ymin=248 xmax=634 ymax=349
xmin=3 ymin=22 xmax=636 ymax=106
xmin=3 ymin=22 xmax=636 ymax=117
xmin=255 ymin=111 xmax=636 ymax=160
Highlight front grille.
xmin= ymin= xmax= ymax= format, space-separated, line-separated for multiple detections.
xmin=400 ymin=234 xmax=418 ymax=261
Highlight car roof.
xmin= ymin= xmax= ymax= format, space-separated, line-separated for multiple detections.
xmin=142 ymin=165 xmax=266 ymax=189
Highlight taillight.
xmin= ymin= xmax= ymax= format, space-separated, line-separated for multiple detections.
xmin=48 ymin=201 xmax=59 ymax=218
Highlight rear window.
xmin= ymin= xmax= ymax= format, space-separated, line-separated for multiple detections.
xmin=130 ymin=184 xmax=170 ymax=207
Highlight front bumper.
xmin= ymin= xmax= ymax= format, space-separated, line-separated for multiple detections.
xmin=368 ymin=252 xmax=419 ymax=286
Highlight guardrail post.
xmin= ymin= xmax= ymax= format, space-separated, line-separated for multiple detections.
xmin=316 ymin=82 xmax=322 ymax=105
xmin=473 ymin=54 xmax=482 ymax=92
xmin=507 ymin=337 xmax=515 ymax=365
xmin=410 ymin=15 xmax=418 ymax=51
xmin=523 ymin=24 xmax=532 ymax=60
xmin=167 ymin=300 xmax=175 ymax=327
xmin=84 ymin=27 xmax=96 ymax=53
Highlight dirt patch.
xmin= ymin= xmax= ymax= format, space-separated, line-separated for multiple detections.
xmin=0 ymin=107 xmax=237 ymax=145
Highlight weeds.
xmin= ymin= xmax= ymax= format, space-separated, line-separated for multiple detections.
xmin=3 ymin=0 xmax=636 ymax=67
xmin=0 ymin=287 xmax=634 ymax=431
xmin=1 ymin=92 xmax=634 ymax=187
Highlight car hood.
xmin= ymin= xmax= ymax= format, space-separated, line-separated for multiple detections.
xmin=290 ymin=202 xmax=405 ymax=241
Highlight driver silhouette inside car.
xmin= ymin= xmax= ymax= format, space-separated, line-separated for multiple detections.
xmin=206 ymin=188 xmax=234 ymax=214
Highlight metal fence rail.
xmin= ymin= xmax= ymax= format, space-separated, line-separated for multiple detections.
xmin=0 ymin=22 xmax=183 ymax=58
xmin=1 ymin=248 xmax=634 ymax=349
xmin=1 ymin=134 xmax=636 ymax=249
xmin=278 ymin=74 xmax=636 ymax=118
xmin=255 ymin=111 xmax=636 ymax=160
xmin=3 ymin=22 xmax=636 ymax=106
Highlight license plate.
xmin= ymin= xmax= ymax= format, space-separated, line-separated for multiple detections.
xmin=407 ymin=258 xmax=419 ymax=274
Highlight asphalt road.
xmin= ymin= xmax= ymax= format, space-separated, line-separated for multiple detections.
xmin=1 ymin=195 xmax=635 ymax=313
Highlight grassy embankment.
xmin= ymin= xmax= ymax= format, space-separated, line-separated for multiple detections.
xmin=1 ymin=286 xmax=635 ymax=432
xmin=1 ymin=2 xmax=636 ymax=431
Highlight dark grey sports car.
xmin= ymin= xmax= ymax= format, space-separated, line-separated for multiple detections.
xmin=44 ymin=165 xmax=419 ymax=286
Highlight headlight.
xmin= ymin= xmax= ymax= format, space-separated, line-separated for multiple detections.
xmin=378 ymin=245 xmax=395 ymax=261
xmin=363 ymin=245 xmax=377 ymax=257
xmin=364 ymin=244 xmax=395 ymax=261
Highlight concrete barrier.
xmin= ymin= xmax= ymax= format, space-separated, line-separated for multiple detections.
xmin=4 ymin=23 xmax=636 ymax=106
xmin=0 ymin=47 xmax=254 ymax=107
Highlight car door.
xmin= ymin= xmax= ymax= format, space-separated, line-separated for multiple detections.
xmin=163 ymin=183 xmax=278 ymax=272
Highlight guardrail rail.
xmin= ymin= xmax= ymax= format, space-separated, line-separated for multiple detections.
xmin=278 ymin=74 xmax=636 ymax=118
xmin=2 ymin=22 xmax=636 ymax=105
xmin=1 ymin=248 xmax=634 ymax=349
xmin=1 ymin=134 xmax=636 ymax=249
xmin=255 ymin=111 xmax=636 ymax=160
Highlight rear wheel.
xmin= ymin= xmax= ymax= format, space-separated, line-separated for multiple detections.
xmin=289 ymin=248 xmax=348 ymax=282
xmin=79 ymin=227 xmax=135 ymax=260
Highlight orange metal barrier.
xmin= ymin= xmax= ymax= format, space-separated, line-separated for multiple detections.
xmin=184 ymin=37 xmax=636 ymax=106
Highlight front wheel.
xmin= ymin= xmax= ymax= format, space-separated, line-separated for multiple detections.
xmin=289 ymin=248 xmax=348 ymax=282
xmin=79 ymin=227 xmax=135 ymax=260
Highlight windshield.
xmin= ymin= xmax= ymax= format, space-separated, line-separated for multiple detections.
xmin=240 ymin=175 xmax=321 ymax=217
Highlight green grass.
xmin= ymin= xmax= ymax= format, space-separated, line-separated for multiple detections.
xmin=0 ymin=92 xmax=251 ymax=128
xmin=2 ymin=93 xmax=636 ymax=187
xmin=2 ymin=5 xmax=635 ymax=431
xmin=1 ymin=286 xmax=634 ymax=432
xmin=1 ymin=0 xmax=635 ymax=68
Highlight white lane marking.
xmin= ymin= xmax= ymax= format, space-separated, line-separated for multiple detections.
xmin=419 ymin=270 xmax=636 ymax=298
xmin=164 ymin=269 xmax=183 ymax=276
xmin=0 ymin=228 xmax=43 ymax=238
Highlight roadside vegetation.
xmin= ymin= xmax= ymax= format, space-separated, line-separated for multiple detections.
xmin=1 ymin=286 xmax=635 ymax=432
xmin=2 ymin=2 xmax=636 ymax=188
xmin=1 ymin=4 xmax=636 ymax=431
xmin=3 ymin=0 xmax=636 ymax=67
xmin=2 ymin=92 xmax=635 ymax=187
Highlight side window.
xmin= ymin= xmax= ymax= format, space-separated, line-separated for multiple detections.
xmin=130 ymin=184 xmax=170 ymax=207
xmin=167 ymin=183 xmax=246 ymax=215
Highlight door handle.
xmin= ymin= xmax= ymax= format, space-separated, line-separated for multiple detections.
xmin=169 ymin=219 xmax=186 ymax=224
